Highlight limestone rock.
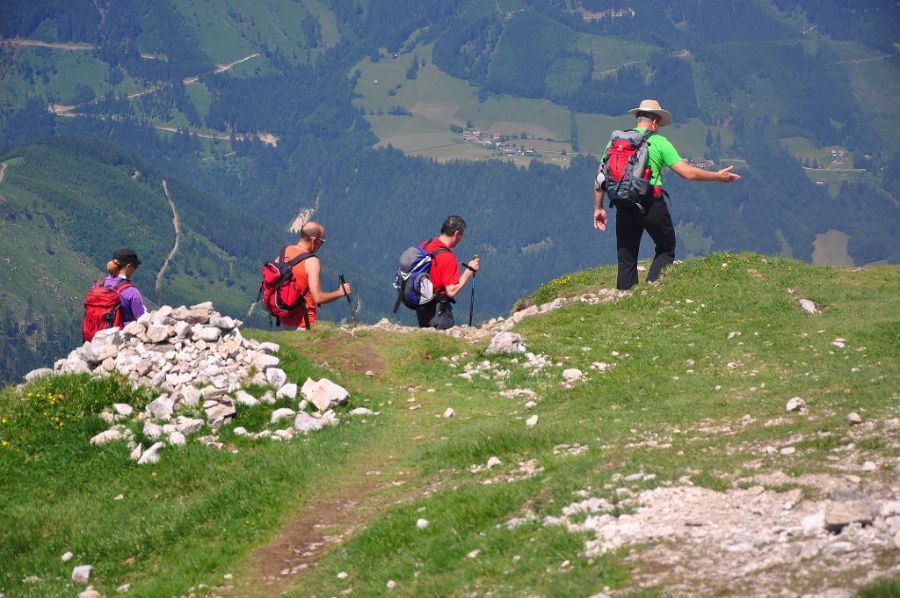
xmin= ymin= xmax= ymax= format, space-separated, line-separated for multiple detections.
xmin=147 ymin=395 xmax=174 ymax=420
xmin=486 ymin=331 xmax=526 ymax=355
xmin=825 ymin=501 xmax=874 ymax=533
xmin=90 ymin=428 xmax=126 ymax=445
xmin=562 ymin=368 xmax=584 ymax=383
xmin=204 ymin=402 xmax=236 ymax=430
xmin=195 ymin=326 xmax=222 ymax=342
xmin=235 ymin=390 xmax=259 ymax=407
xmin=112 ymin=403 xmax=133 ymax=417
xmin=271 ymin=408 xmax=296 ymax=424
xmin=145 ymin=324 xmax=170 ymax=344
xmin=71 ymin=564 xmax=93 ymax=584
xmin=137 ymin=441 xmax=164 ymax=465
xmin=349 ymin=407 xmax=375 ymax=416
xmin=294 ymin=412 xmax=326 ymax=433
xmin=847 ymin=412 xmax=862 ymax=425
xmin=143 ymin=421 xmax=162 ymax=440
xmin=785 ymin=397 xmax=806 ymax=412
xmin=798 ymin=298 xmax=819 ymax=314
xmin=276 ymin=383 xmax=298 ymax=400
xmin=253 ymin=352 xmax=280 ymax=370
xmin=266 ymin=367 xmax=288 ymax=390
xmin=302 ymin=378 xmax=351 ymax=412
xmin=176 ymin=416 xmax=205 ymax=435
xmin=24 ymin=367 xmax=53 ymax=382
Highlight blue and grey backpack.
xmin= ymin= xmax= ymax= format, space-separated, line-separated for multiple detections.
xmin=393 ymin=241 xmax=449 ymax=312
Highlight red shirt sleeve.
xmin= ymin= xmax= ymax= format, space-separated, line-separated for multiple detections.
xmin=425 ymin=240 xmax=459 ymax=295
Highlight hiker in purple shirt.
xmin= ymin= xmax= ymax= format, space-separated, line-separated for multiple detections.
xmin=101 ymin=248 xmax=146 ymax=322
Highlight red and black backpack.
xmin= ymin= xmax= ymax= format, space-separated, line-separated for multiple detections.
xmin=82 ymin=278 xmax=132 ymax=341
xmin=258 ymin=246 xmax=316 ymax=329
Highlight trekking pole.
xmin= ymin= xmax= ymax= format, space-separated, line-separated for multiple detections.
xmin=468 ymin=271 xmax=476 ymax=327
xmin=339 ymin=274 xmax=358 ymax=325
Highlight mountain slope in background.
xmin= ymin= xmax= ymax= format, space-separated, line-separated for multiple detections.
xmin=0 ymin=137 xmax=284 ymax=383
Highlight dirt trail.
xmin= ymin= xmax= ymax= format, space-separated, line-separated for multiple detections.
xmin=155 ymin=180 xmax=181 ymax=293
xmin=227 ymin=333 xmax=426 ymax=596
xmin=1 ymin=37 xmax=95 ymax=51
xmin=0 ymin=162 xmax=6 ymax=185
xmin=214 ymin=52 xmax=260 ymax=73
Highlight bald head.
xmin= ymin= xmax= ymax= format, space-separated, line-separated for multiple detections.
xmin=300 ymin=221 xmax=325 ymax=242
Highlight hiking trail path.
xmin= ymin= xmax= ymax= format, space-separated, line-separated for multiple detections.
xmin=0 ymin=162 xmax=7 ymax=185
xmin=155 ymin=179 xmax=181 ymax=293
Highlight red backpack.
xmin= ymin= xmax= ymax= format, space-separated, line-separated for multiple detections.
xmin=82 ymin=278 xmax=132 ymax=341
xmin=258 ymin=246 xmax=316 ymax=329
xmin=599 ymin=129 xmax=656 ymax=213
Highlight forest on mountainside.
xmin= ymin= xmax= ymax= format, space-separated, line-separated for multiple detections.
xmin=0 ymin=0 xmax=897 ymax=384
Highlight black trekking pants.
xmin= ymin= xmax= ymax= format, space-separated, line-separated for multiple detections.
xmin=614 ymin=199 xmax=676 ymax=291
xmin=416 ymin=300 xmax=455 ymax=330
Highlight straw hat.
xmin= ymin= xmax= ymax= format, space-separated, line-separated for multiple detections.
xmin=628 ymin=99 xmax=672 ymax=127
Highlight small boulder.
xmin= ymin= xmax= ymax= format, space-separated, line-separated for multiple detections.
xmin=562 ymin=368 xmax=583 ymax=383
xmin=147 ymin=395 xmax=175 ymax=420
xmin=137 ymin=442 xmax=164 ymax=465
xmin=276 ymin=383 xmax=298 ymax=400
xmin=266 ymin=367 xmax=288 ymax=390
xmin=825 ymin=501 xmax=874 ymax=533
xmin=71 ymin=564 xmax=93 ymax=584
xmin=847 ymin=412 xmax=862 ymax=425
xmin=785 ymin=397 xmax=806 ymax=412
xmin=175 ymin=416 xmax=205 ymax=435
xmin=143 ymin=421 xmax=162 ymax=440
xmin=303 ymin=378 xmax=351 ymax=412
xmin=270 ymin=408 xmax=296 ymax=424
xmin=486 ymin=332 xmax=526 ymax=355
xmin=235 ymin=390 xmax=259 ymax=407
xmin=90 ymin=428 xmax=126 ymax=445
xmin=204 ymin=402 xmax=236 ymax=430
xmin=798 ymin=298 xmax=819 ymax=314
xmin=24 ymin=367 xmax=53 ymax=382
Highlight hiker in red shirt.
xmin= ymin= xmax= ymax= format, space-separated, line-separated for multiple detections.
xmin=280 ymin=221 xmax=351 ymax=329
xmin=418 ymin=215 xmax=480 ymax=330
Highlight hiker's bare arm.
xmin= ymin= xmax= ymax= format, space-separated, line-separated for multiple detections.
xmin=445 ymin=256 xmax=479 ymax=298
xmin=593 ymin=188 xmax=607 ymax=232
xmin=671 ymin=161 xmax=741 ymax=183
xmin=305 ymin=258 xmax=352 ymax=304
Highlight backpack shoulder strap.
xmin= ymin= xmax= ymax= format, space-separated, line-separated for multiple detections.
xmin=112 ymin=279 xmax=133 ymax=292
xmin=422 ymin=238 xmax=449 ymax=258
xmin=92 ymin=277 xmax=105 ymax=289
xmin=285 ymin=252 xmax=316 ymax=268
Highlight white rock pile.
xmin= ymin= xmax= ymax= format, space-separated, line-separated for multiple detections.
xmin=24 ymin=303 xmax=359 ymax=463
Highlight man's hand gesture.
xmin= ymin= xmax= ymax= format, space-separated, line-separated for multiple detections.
xmin=593 ymin=208 xmax=607 ymax=232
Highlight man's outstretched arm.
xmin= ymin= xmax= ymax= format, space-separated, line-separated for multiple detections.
xmin=671 ymin=161 xmax=742 ymax=183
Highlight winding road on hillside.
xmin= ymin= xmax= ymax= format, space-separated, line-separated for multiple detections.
xmin=0 ymin=162 xmax=7 ymax=185
xmin=155 ymin=179 xmax=182 ymax=293
xmin=1 ymin=37 xmax=95 ymax=51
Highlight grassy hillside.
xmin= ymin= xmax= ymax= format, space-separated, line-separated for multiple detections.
xmin=2 ymin=254 xmax=898 ymax=596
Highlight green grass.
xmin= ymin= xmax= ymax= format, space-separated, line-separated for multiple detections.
xmin=0 ymin=343 xmax=393 ymax=596
xmin=2 ymin=254 xmax=898 ymax=596
xmin=573 ymin=34 xmax=655 ymax=77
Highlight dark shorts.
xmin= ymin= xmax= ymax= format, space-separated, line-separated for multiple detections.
xmin=416 ymin=300 xmax=455 ymax=330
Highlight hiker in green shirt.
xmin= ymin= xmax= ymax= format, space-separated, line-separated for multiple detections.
xmin=593 ymin=99 xmax=741 ymax=290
